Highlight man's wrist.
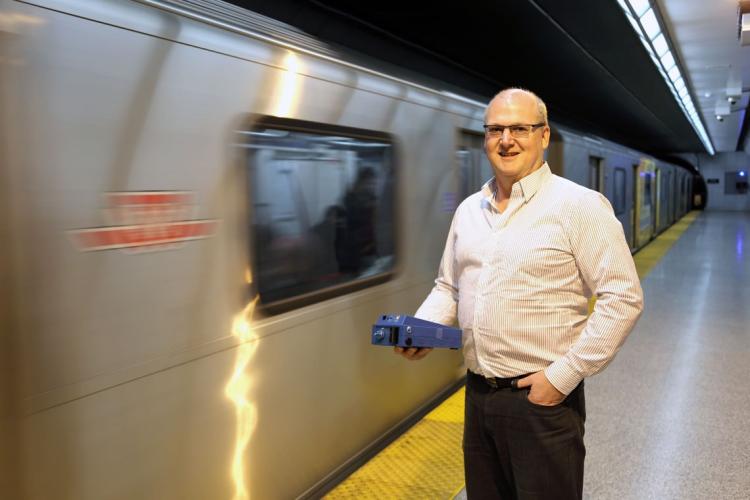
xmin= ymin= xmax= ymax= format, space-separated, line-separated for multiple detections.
xmin=544 ymin=361 xmax=583 ymax=396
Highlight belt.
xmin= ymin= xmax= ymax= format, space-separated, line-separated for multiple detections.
xmin=467 ymin=370 xmax=530 ymax=390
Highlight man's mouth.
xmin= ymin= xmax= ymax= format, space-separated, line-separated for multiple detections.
xmin=499 ymin=151 xmax=520 ymax=157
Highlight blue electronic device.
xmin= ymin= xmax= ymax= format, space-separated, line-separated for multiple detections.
xmin=371 ymin=314 xmax=462 ymax=349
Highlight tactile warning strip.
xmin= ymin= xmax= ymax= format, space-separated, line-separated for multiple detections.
xmin=633 ymin=211 xmax=700 ymax=277
xmin=324 ymin=387 xmax=466 ymax=499
xmin=325 ymin=211 xmax=700 ymax=500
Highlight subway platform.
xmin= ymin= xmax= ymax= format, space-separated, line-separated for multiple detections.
xmin=325 ymin=211 xmax=750 ymax=500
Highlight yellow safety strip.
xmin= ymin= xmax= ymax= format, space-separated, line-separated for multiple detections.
xmin=324 ymin=387 xmax=465 ymax=499
xmin=632 ymin=211 xmax=700 ymax=277
xmin=324 ymin=211 xmax=701 ymax=500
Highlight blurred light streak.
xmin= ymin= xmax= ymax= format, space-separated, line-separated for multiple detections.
xmin=273 ymin=51 xmax=301 ymax=117
xmin=225 ymin=294 xmax=260 ymax=500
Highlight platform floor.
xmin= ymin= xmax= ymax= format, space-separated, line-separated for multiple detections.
xmin=326 ymin=211 xmax=750 ymax=500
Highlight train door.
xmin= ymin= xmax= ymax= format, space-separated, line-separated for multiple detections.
xmin=680 ymin=174 xmax=688 ymax=215
xmin=654 ymin=168 xmax=661 ymax=233
xmin=612 ymin=167 xmax=630 ymax=247
xmin=456 ymin=131 xmax=493 ymax=201
xmin=589 ymin=156 xmax=604 ymax=192
xmin=665 ymin=170 xmax=674 ymax=224
xmin=631 ymin=163 xmax=639 ymax=249
xmin=633 ymin=159 xmax=655 ymax=249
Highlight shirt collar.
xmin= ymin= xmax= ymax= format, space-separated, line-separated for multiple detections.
xmin=481 ymin=162 xmax=551 ymax=207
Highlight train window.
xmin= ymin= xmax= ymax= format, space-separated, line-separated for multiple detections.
xmin=643 ymin=173 xmax=652 ymax=207
xmin=240 ymin=117 xmax=396 ymax=314
xmin=613 ymin=168 xmax=626 ymax=215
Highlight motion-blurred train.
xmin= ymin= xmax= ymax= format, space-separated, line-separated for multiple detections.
xmin=0 ymin=1 xmax=695 ymax=499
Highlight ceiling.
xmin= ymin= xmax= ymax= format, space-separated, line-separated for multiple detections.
xmin=228 ymin=0 xmax=749 ymax=157
xmin=658 ymin=0 xmax=750 ymax=153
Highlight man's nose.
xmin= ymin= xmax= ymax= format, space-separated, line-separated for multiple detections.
xmin=500 ymin=129 xmax=514 ymax=147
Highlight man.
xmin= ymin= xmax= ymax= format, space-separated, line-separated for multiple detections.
xmin=395 ymin=88 xmax=643 ymax=499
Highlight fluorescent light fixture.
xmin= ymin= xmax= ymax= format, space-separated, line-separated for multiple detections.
xmin=640 ymin=9 xmax=660 ymax=39
xmin=627 ymin=0 xmax=650 ymax=17
xmin=652 ymin=34 xmax=668 ymax=56
xmin=641 ymin=36 xmax=655 ymax=55
xmin=660 ymin=51 xmax=675 ymax=71
xmin=625 ymin=11 xmax=641 ymax=33
xmin=617 ymin=1 xmax=715 ymax=154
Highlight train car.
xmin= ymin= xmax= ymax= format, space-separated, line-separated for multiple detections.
xmin=546 ymin=127 xmax=687 ymax=251
xmin=0 ymin=1 xmax=696 ymax=499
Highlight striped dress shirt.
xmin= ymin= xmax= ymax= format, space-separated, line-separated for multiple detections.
xmin=416 ymin=163 xmax=643 ymax=395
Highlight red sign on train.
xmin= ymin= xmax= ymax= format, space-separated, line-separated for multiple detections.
xmin=68 ymin=191 xmax=218 ymax=252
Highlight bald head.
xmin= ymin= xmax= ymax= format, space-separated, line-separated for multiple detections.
xmin=485 ymin=88 xmax=548 ymax=126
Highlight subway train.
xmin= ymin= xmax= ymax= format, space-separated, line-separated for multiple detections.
xmin=0 ymin=0 xmax=694 ymax=499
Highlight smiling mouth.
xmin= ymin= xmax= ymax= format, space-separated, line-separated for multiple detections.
xmin=499 ymin=151 xmax=520 ymax=157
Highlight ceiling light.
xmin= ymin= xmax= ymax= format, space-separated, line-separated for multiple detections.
xmin=628 ymin=0 xmax=650 ymax=17
xmin=617 ymin=0 xmax=715 ymax=154
xmin=660 ymin=51 xmax=675 ymax=71
xmin=625 ymin=12 xmax=641 ymax=33
xmin=652 ymin=34 xmax=668 ymax=56
xmin=640 ymin=9 xmax=660 ymax=39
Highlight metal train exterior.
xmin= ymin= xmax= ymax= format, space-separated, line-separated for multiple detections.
xmin=0 ymin=1 xmax=693 ymax=499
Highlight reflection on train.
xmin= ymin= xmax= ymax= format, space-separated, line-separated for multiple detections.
xmin=0 ymin=1 xmax=698 ymax=499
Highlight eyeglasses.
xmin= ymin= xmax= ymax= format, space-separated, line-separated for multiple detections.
xmin=483 ymin=123 xmax=546 ymax=138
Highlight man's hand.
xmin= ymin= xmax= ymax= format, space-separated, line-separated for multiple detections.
xmin=516 ymin=370 xmax=565 ymax=406
xmin=394 ymin=346 xmax=433 ymax=361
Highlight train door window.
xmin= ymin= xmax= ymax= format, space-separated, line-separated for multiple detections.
xmin=643 ymin=172 xmax=652 ymax=207
xmin=239 ymin=117 xmax=396 ymax=314
xmin=613 ymin=168 xmax=626 ymax=215
xmin=456 ymin=131 xmax=490 ymax=201
xmin=589 ymin=156 xmax=603 ymax=192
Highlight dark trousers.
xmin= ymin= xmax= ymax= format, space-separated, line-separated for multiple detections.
xmin=463 ymin=371 xmax=586 ymax=500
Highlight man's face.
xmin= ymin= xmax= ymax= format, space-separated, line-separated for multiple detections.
xmin=484 ymin=92 xmax=550 ymax=185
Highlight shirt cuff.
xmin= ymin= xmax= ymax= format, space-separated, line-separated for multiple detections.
xmin=544 ymin=360 xmax=583 ymax=396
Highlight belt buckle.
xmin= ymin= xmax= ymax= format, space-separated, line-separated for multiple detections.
xmin=485 ymin=377 xmax=498 ymax=389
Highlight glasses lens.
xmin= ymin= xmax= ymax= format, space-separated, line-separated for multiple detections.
xmin=510 ymin=125 xmax=530 ymax=138
xmin=485 ymin=125 xmax=536 ymax=138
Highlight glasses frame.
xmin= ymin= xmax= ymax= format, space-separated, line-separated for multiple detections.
xmin=483 ymin=122 xmax=546 ymax=139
